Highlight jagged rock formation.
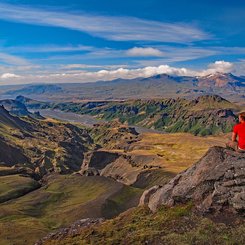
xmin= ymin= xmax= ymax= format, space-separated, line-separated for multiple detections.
xmin=0 ymin=105 xmax=31 ymax=129
xmin=0 ymin=99 xmax=31 ymax=116
xmin=140 ymin=146 xmax=245 ymax=215
xmin=0 ymin=99 xmax=46 ymax=119
xmin=0 ymin=105 xmax=95 ymax=179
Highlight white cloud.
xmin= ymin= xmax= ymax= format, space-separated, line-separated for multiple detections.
xmin=0 ymin=73 xmax=21 ymax=79
xmin=0 ymin=60 xmax=237 ymax=85
xmin=198 ymin=60 xmax=234 ymax=76
xmin=0 ymin=3 xmax=210 ymax=43
xmin=208 ymin=60 xmax=233 ymax=71
xmin=126 ymin=47 xmax=164 ymax=57
xmin=63 ymin=64 xmax=103 ymax=69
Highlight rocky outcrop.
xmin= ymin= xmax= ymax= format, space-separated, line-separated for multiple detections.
xmin=80 ymin=149 xmax=164 ymax=185
xmin=81 ymin=167 xmax=100 ymax=176
xmin=0 ymin=106 xmax=96 ymax=179
xmin=35 ymin=218 xmax=104 ymax=245
xmin=0 ymin=99 xmax=31 ymax=117
xmin=89 ymin=121 xmax=140 ymax=149
xmin=0 ymin=105 xmax=31 ymax=130
xmin=140 ymin=147 xmax=245 ymax=215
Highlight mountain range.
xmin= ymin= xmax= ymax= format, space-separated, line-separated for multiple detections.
xmin=1 ymin=73 xmax=244 ymax=102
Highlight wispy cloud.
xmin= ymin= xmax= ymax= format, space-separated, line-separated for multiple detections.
xmin=0 ymin=52 xmax=30 ymax=65
xmin=4 ymin=45 xmax=94 ymax=53
xmin=34 ymin=46 xmax=219 ymax=65
xmin=62 ymin=64 xmax=128 ymax=70
xmin=0 ymin=3 xmax=211 ymax=43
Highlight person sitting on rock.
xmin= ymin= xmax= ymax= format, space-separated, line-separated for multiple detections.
xmin=226 ymin=112 xmax=245 ymax=152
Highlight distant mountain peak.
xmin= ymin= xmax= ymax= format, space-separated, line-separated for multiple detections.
xmin=198 ymin=72 xmax=245 ymax=88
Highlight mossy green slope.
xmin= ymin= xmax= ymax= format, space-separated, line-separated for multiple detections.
xmin=0 ymin=174 xmax=143 ymax=245
xmin=0 ymin=174 xmax=40 ymax=203
xmin=43 ymin=204 xmax=245 ymax=245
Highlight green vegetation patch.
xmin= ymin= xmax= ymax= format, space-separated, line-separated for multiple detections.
xmin=102 ymin=185 xmax=143 ymax=218
xmin=0 ymin=174 xmax=40 ymax=203
xmin=45 ymin=204 xmax=245 ymax=245
xmin=0 ymin=174 xmax=142 ymax=245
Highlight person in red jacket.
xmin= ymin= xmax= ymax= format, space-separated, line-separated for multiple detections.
xmin=227 ymin=112 xmax=245 ymax=152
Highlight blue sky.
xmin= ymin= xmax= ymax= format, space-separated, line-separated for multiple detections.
xmin=0 ymin=0 xmax=245 ymax=84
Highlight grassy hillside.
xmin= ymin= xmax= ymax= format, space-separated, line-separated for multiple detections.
xmin=127 ymin=132 xmax=229 ymax=173
xmin=0 ymin=100 xmax=237 ymax=245
xmin=41 ymin=204 xmax=245 ymax=245
xmin=0 ymin=174 xmax=40 ymax=203
xmin=0 ymin=174 xmax=143 ymax=245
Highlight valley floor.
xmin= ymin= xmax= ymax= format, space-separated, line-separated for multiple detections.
xmin=0 ymin=130 xmax=229 ymax=245
xmin=0 ymin=105 xmax=233 ymax=245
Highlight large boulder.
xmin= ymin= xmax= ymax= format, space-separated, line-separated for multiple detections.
xmin=140 ymin=146 xmax=245 ymax=215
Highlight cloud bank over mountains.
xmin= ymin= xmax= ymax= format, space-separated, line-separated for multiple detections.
xmin=0 ymin=2 xmax=243 ymax=86
xmin=0 ymin=60 xmax=235 ymax=85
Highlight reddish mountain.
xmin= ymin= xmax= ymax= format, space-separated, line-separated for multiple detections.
xmin=198 ymin=73 xmax=245 ymax=88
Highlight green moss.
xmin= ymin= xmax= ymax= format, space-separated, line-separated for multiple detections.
xmin=0 ymin=175 xmax=40 ymax=203
xmin=0 ymin=175 xmax=143 ymax=245
xmin=46 ymin=204 xmax=245 ymax=245
xmin=102 ymin=186 xmax=143 ymax=218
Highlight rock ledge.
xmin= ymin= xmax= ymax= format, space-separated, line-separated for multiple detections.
xmin=140 ymin=147 xmax=245 ymax=215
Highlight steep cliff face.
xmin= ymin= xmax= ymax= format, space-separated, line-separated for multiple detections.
xmin=140 ymin=147 xmax=245 ymax=215
xmin=0 ymin=99 xmax=31 ymax=116
xmin=0 ymin=105 xmax=95 ymax=178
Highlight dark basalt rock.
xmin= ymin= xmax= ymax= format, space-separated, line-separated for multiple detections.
xmin=140 ymin=147 xmax=245 ymax=215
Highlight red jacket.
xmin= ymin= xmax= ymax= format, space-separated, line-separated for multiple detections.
xmin=233 ymin=122 xmax=245 ymax=150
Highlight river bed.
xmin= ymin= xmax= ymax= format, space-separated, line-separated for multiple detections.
xmin=32 ymin=109 xmax=165 ymax=134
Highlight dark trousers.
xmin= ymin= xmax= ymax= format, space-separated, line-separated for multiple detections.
xmin=226 ymin=141 xmax=245 ymax=153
